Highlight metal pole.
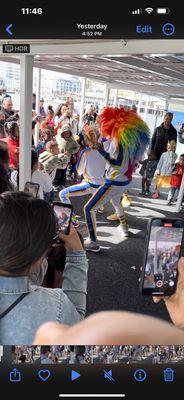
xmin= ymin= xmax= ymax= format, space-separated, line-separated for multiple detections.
xmin=154 ymin=106 xmax=159 ymax=131
xmin=137 ymin=93 xmax=142 ymax=115
xmin=113 ymin=88 xmax=118 ymax=107
xmin=164 ymin=98 xmax=169 ymax=112
xmin=34 ymin=67 xmax=41 ymax=145
xmin=104 ymin=84 xmax=110 ymax=106
xmin=79 ymin=77 xmax=86 ymax=129
xmin=143 ymin=95 xmax=149 ymax=122
xmin=19 ymin=55 xmax=34 ymax=190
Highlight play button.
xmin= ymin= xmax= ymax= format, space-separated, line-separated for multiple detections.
xmin=71 ymin=370 xmax=81 ymax=381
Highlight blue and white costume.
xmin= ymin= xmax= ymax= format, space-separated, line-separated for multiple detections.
xmin=59 ymin=148 xmax=106 ymax=204
xmin=84 ymin=141 xmax=131 ymax=242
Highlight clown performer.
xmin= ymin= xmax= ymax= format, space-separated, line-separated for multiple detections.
xmin=59 ymin=123 xmax=106 ymax=226
xmin=84 ymin=106 xmax=150 ymax=252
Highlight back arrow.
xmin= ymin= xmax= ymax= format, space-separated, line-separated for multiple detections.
xmin=6 ymin=24 xmax=13 ymax=36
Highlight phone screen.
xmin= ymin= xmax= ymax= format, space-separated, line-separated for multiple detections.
xmin=142 ymin=219 xmax=184 ymax=295
xmin=53 ymin=204 xmax=73 ymax=235
xmin=24 ymin=182 xmax=40 ymax=198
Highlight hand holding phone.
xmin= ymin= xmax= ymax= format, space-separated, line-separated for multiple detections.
xmin=58 ymin=225 xmax=84 ymax=251
xmin=153 ymin=257 xmax=184 ymax=329
xmin=141 ymin=218 xmax=184 ymax=296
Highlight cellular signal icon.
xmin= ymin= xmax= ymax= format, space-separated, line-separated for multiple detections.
xmin=132 ymin=8 xmax=142 ymax=14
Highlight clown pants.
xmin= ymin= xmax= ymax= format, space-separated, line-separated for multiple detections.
xmin=84 ymin=182 xmax=128 ymax=242
xmin=59 ymin=181 xmax=99 ymax=204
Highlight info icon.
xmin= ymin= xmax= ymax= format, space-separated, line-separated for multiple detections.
xmin=134 ymin=369 xmax=147 ymax=382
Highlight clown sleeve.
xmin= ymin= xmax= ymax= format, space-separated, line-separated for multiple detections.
xmin=76 ymin=149 xmax=88 ymax=175
xmin=100 ymin=143 xmax=123 ymax=167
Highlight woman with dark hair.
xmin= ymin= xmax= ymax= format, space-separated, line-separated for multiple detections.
xmin=54 ymin=103 xmax=68 ymax=126
xmin=0 ymin=191 xmax=88 ymax=344
xmin=0 ymin=140 xmax=13 ymax=194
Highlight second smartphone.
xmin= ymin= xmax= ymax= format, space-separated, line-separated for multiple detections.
xmin=141 ymin=218 xmax=184 ymax=296
xmin=52 ymin=201 xmax=73 ymax=235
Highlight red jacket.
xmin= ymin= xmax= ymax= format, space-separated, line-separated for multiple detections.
xmin=3 ymin=137 xmax=19 ymax=169
xmin=170 ymin=163 xmax=184 ymax=188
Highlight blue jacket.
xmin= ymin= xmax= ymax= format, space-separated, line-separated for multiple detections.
xmin=0 ymin=251 xmax=88 ymax=344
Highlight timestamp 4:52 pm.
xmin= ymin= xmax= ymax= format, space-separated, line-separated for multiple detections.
xmin=81 ymin=31 xmax=103 ymax=36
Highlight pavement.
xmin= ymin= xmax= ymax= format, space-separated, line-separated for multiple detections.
xmin=69 ymin=173 xmax=184 ymax=323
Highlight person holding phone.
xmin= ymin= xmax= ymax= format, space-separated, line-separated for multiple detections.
xmin=0 ymin=191 xmax=88 ymax=344
xmin=11 ymin=150 xmax=53 ymax=201
xmin=34 ymin=258 xmax=184 ymax=345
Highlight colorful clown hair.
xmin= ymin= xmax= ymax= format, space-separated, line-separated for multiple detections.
xmin=99 ymin=107 xmax=150 ymax=162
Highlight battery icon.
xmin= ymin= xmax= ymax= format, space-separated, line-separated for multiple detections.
xmin=157 ymin=7 xmax=170 ymax=14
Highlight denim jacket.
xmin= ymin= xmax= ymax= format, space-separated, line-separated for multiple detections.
xmin=0 ymin=251 xmax=88 ymax=344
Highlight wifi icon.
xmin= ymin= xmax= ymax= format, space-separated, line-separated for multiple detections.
xmin=145 ymin=7 xmax=154 ymax=14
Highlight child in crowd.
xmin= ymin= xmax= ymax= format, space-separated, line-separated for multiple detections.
xmin=139 ymin=151 xmax=158 ymax=195
xmin=40 ymin=105 xmax=55 ymax=132
xmin=152 ymin=140 xmax=177 ymax=199
xmin=56 ymin=125 xmax=80 ymax=160
xmin=56 ymin=124 xmax=80 ymax=184
xmin=167 ymin=154 xmax=184 ymax=205
xmin=39 ymin=140 xmax=68 ymax=182
xmin=35 ymin=128 xmax=54 ymax=155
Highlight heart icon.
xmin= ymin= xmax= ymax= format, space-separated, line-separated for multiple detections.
xmin=38 ymin=370 xmax=51 ymax=382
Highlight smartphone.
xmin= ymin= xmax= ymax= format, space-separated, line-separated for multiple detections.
xmin=24 ymin=182 xmax=40 ymax=198
xmin=141 ymin=218 xmax=184 ymax=296
xmin=53 ymin=201 xmax=73 ymax=235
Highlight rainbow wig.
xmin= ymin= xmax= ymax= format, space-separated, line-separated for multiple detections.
xmin=99 ymin=107 xmax=150 ymax=162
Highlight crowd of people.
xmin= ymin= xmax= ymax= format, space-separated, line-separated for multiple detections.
xmin=139 ymin=112 xmax=184 ymax=205
xmin=12 ymin=345 xmax=184 ymax=364
xmin=12 ymin=346 xmax=41 ymax=364
xmin=1 ymin=92 xmax=184 ymax=345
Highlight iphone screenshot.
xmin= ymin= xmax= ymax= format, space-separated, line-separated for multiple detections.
xmin=0 ymin=1 xmax=183 ymax=399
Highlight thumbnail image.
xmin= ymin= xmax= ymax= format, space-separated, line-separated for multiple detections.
xmin=11 ymin=345 xmax=184 ymax=364
xmin=0 ymin=346 xmax=3 ymax=363
xmin=40 ymin=345 xmax=184 ymax=364
xmin=12 ymin=346 xmax=41 ymax=364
